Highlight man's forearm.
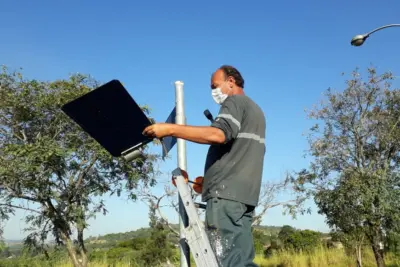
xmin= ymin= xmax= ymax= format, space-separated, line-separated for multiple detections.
xmin=169 ymin=124 xmax=225 ymax=145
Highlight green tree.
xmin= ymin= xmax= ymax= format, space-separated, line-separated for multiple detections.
xmin=0 ymin=245 xmax=11 ymax=258
xmin=139 ymin=200 xmax=175 ymax=266
xmin=0 ymin=200 xmax=11 ymax=245
xmin=117 ymin=236 xmax=148 ymax=250
xmin=385 ymin=231 xmax=400 ymax=254
xmin=0 ymin=66 xmax=159 ymax=267
xmin=252 ymin=229 xmax=271 ymax=254
xmin=0 ymin=239 xmax=4 ymax=254
xmin=279 ymin=228 xmax=321 ymax=253
xmin=289 ymin=67 xmax=400 ymax=267
xmin=278 ymin=225 xmax=296 ymax=245
xmin=331 ymin=229 xmax=366 ymax=267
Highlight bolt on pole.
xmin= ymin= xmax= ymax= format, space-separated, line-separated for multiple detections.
xmin=174 ymin=81 xmax=190 ymax=267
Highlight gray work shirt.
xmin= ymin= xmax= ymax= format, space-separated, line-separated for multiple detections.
xmin=202 ymin=94 xmax=266 ymax=207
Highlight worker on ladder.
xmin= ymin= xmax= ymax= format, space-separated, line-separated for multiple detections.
xmin=143 ymin=65 xmax=266 ymax=267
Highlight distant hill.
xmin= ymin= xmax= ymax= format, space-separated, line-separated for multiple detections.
xmin=253 ymin=225 xmax=282 ymax=234
xmin=5 ymin=224 xmax=329 ymax=249
xmin=84 ymin=224 xmax=285 ymax=246
xmin=4 ymin=240 xmax=23 ymax=246
xmin=85 ymin=227 xmax=155 ymax=245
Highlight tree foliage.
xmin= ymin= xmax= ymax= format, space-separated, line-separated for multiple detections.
xmin=278 ymin=225 xmax=296 ymax=244
xmin=385 ymin=230 xmax=400 ymax=255
xmin=278 ymin=227 xmax=321 ymax=253
xmin=0 ymin=240 xmax=4 ymax=254
xmin=0 ymin=66 xmax=160 ymax=267
xmin=253 ymin=229 xmax=274 ymax=254
xmin=139 ymin=201 xmax=175 ymax=266
xmin=290 ymin=67 xmax=400 ymax=267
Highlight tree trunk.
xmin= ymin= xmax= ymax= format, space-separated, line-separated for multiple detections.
xmin=79 ymin=251 xmax=88 ymax=267
xmin=75 ymin=198 xmax=88 ymax=267
xmin=46 ymin=200 xmax=84 ymax=267
xmin=371 ymin=243 xmax=385 ymax=267
xmin=78 ymin=228 xmax=88 ymax=267
xmin=61 ymin=232 xmax=82 ymax=267
xmin=356 ymin=245 xmax=363 ymax=267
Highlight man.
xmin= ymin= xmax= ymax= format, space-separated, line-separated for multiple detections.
xmin=143 ymin=65 xmax=266 ymax=266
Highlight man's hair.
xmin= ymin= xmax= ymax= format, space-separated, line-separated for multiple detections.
xmin=219 ymin=65 xmax=245 ymax=89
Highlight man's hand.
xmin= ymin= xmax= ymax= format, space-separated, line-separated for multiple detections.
xmin=142 ymin=123 xmax=173 ymax=139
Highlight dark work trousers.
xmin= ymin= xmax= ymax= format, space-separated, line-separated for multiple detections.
xmin=205 ymin=197 xmax=258 ymax=267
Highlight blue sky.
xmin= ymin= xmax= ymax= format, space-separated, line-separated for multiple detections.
xmin=1 ymin=0 xmax=400 ymax=240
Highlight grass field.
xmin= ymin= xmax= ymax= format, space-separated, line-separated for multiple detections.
xmin=1 ymin=247 xmax=399 ymax=267
xmin=253 ymin=248 xmax=399 ymax=267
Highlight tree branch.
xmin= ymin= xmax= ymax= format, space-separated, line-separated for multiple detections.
xmin=154 ymin=193 xmax=179 ymax=237
xmin=75 ymin=156 xmax=97 ymax=190
xmin=0 ymin=127 xmax=24 ymax=142
xmin=0 ymin=203 xmax=41 ymax=214
xmin=137 ymin=185 xmax=180 ymax=237
xmin=252 ymin=199 xmax=299 ymax=226
xmin=20 ymin=129 xmax=28 ymax=143
xmin=8 ymin=190 xmax=39 ymax=203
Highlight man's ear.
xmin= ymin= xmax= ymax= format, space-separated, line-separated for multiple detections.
xmin=227 ymin=76 xmax=235 ymax=88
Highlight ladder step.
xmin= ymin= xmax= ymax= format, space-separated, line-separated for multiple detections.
xmin=194 ymin=202 xmax=207 ymax=210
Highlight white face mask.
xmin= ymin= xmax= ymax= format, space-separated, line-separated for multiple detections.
xmin=212 ymin=87 xmax=228 ymax=105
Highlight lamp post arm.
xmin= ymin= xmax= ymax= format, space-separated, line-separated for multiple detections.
xmin=365 ymin=24 xmax=400 ymax=37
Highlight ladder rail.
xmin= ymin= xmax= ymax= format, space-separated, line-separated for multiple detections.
xmin=172 ymin=168 xmax=219 ymax=267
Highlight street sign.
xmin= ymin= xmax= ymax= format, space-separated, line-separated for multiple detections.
xmin=162 ymin=107 xmax=177 ymax=159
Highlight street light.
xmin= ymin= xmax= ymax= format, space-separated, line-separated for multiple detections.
xmin=351 ymin=24 xmax=400 ymax=46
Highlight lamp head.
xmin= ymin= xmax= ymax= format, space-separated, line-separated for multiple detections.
xmin=351 ymin=34 xmax=368 ymax=46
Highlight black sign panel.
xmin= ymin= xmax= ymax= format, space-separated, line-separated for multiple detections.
xmin=61 ymin=80 xmax=153 ymax=157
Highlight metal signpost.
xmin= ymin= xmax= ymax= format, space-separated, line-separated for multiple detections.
xmin=174 ymin=81 xmax=191 ymax=267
